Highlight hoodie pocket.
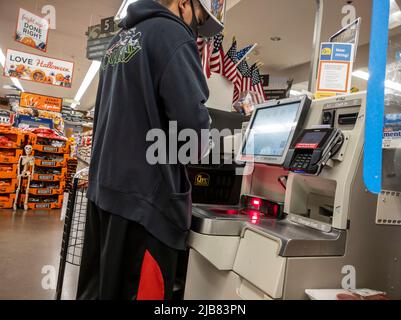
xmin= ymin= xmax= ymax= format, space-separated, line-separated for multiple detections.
xmin=164 ymin=167 xmax=193 ymax=231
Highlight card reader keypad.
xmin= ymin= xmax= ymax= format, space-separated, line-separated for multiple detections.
xmin=291 ymin=154 xmax=312 ymax=169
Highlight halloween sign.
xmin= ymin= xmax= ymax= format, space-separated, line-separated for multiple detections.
xmin=20 ymin=92 xmax=63 ymax=113
xmin=15 ymin=8 xmax=49 ymax=52
xmin=4 ymin=49 xmax=74 ymax=88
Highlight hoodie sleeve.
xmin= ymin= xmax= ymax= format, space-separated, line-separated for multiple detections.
xmin=158 ymin=40 xmax=210 ymax=139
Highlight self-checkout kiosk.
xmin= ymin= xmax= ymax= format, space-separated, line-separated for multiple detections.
xmin=184 ymin=92 xmax=401 ymax=300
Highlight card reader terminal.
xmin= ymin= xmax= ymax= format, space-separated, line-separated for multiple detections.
xmin=284 ymin=128 xmax=344 ymax=175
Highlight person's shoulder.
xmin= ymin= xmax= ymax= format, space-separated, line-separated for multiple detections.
xmin=142 ymin=17 xmax=194 ymax=46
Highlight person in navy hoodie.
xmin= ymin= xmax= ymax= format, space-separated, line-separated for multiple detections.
xmin=77 ymin=0 xmax=225 ymax=300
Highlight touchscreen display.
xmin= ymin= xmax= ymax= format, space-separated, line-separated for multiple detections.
xmin=242 ymin=102 xmax=300 ymax=157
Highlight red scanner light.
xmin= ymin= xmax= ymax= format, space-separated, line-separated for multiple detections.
xmin=251 ymin=198 xmax=261 ymax=210
xmin=249 ymin=210 xmax=261 ymax=225
xmin=273 ymin=204 xmax=279 ymax=217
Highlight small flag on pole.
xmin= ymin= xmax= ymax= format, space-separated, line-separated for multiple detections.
xmin=210 ymin=33 xmax=224 ymax=74
xmin=233 ymin=60 xmax=251 ymax=103
xmin=251 ymin=64 xmax=266 ymax=103
xmin=197 ymin=37 xmax=212 ymax=78
xmin=236 ymin=43 xmax=257 ymax=66
xmin=223 ymin=38 xmax=238 ymax=83
xmin=197 ymin=37 xmax=206 ymax=57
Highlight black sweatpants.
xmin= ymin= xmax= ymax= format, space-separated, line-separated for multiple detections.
xmin=76 ymin=201 xmax=179 ymax=300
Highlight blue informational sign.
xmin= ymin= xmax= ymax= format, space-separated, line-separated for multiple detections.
xmin=319 ymin=43 xmax=354 ymax=62
xmin=320 ymin=43 xmax=334 ymax=61
xmin=332 ymin=44 xmax=353 ymax=61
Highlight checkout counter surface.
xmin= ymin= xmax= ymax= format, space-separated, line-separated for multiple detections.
xmin=192 ymin=205 xmax=346 ymax=257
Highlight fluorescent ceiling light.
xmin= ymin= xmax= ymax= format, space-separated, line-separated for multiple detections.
xmin=115 ymin=0 xmax=140 ymax=21
xmin=10 ymin=78 xmax=24 ymax=92
xmin=352 ymin=69 xmax=401 ymax=92
xmin=0 ymin=47 xmax=24 ymax=92
xmin=71 ymin=60 xmax=101 ymax=109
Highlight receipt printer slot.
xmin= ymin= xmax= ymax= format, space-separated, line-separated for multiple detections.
xmin=338 ymin=113 xmax=358 ymax=125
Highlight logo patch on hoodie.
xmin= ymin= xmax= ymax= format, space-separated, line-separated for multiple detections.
xmin=102 ymin=28 xmax=142 ymax=69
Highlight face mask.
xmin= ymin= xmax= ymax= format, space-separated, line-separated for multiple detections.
xmin=179 ymin=0 xmax=199 ymax=38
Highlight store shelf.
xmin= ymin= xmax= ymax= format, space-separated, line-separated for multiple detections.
xmin=33 ymin=144 xmax=69 ymax=154
xmin=0 ymin=164 xmax=18 ymax=179
xmin=23 ymin=179 xmax=66 ymax=196
xmin=0 ymin=127 xmax=75 ymax=210
xmin=64 ymin=119 xmax=93 ymax=128
xmin=72 ymin=130 xmax=92 ymax=167
xmin=77 ymin=155 xmax=90 ymax=166
xmin=34 ymin=156 xmax=67 ymax=168
xmin=28 ymin=187 xmax=65 ymax=196
xmin=65 ymin=158 xmax=78 ymax=193
xmin=32 ymin=168 xmax=67 ymax=182
xmin=24 ymin=201 xmax=63 ymax=210
xmin=0 ymin=149 xmax=23 ymax=164
xmin=32 ymin=174 xmax=65 ymax=182
xmin=0 ymin=179 xmax=17 ymax=194
xmin=0 ymin=194 xmax=16 ymax=209
xmin=0 ymin=128 xmax=26 ymax=149
xmin=19 ymin=195 xmax=64 ymax=210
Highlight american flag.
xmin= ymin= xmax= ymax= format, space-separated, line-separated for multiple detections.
xmin=240 ymin=61 xmax=253 ymax=93
xmin=236 ymin=44 xmax=255 ymax=63
xmin=233 ymin=60 xmax=251 ymax=103
xmin=197 ymin=37 xmax=205 ymax=56
xmin=197 ymin=37 xmax=212 ymax=78
xmin=251 ymin=64 xmax=266 ymax=104
xmin=210 ymin=33 xmax=224 ymax=74
xmin=223 ymin=39 xmax=238 ymax=83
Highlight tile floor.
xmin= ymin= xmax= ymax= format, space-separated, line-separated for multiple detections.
xmin=0 ymin=209 xmax=78 ymax=300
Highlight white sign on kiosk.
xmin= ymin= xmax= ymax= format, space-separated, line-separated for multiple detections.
xmin=316 ymin=43 xmax=354 ymax=97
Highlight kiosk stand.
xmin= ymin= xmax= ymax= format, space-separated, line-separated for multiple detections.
xmin=184 ymin=92 xmax=401 ymax=300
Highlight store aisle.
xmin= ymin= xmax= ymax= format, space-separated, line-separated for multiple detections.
xmin=0 ymin=210 xmax=78 ymax=300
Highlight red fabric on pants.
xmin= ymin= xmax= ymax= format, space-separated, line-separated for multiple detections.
xmin=137 ymin=250 xmax=165 ymax=300
xmin=76 ymin=202 xmax=178 ymax=300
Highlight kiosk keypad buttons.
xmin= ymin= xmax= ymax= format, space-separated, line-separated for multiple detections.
xmin=292 ymin=154 xmax=313 ymax=169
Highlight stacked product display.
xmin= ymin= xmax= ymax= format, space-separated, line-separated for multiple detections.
xmin=72 ymin=130 xmax=92 ymax=165
xmin=0 ymin=126 xmax=26 ymax=209
xmin=65 ymin=157 xmax=78 ymax=193
xmin=19 ymin=128 xmax=70 ymax=210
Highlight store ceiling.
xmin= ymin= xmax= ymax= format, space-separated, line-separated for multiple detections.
xmin=0 ymin=0 xmax=378 ymax=111
xmin=224 ymin=0 xmax=373 ymax=73
xmin=0 ymin=0 xmax=122 ymax=111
